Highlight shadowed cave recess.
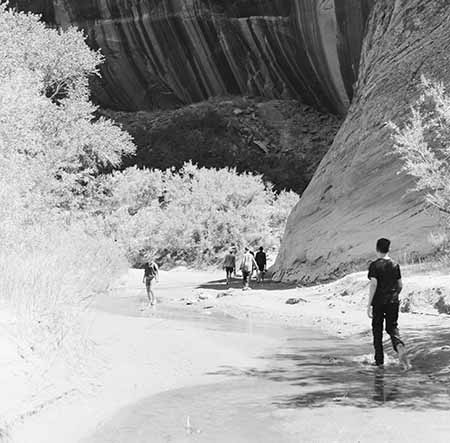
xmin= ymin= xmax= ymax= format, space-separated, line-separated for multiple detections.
xmin=11 ymin=0 xmax=374 ymax=194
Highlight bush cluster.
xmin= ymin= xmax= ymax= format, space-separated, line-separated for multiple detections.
xmin=95 ymin=163 xmax=298 ymax=266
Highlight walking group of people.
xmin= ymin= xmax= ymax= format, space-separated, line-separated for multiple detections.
xmin=141 ymin=236 xmax=411 ymax=370
xmin=223 ymin=246 xmax=267 ymax=290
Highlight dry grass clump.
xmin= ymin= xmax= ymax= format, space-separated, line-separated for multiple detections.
xmin=0 ymin=221 xmax=126 ymax=362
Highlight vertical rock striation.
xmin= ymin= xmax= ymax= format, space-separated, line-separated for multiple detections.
xmin=273 ymin=0 xmax=450 ymax=282
xmin=11 ymin=0 xmax=373 ymax=112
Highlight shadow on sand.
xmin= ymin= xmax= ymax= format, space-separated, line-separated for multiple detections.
xmin=209 ymin=326 xmax=450 ymax=411
xmin=197 ymin=277 xmax=297 ymax=291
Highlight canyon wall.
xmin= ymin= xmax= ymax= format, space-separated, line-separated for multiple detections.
xmin=13 ymin=0 xmax=448 ymax=281
xmin=11 ymin=0 xmax=373 ymax=113
xmin=272 ymin=0 xmax=450 ymax=282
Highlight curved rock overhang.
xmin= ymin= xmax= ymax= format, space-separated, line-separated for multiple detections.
xmin=10 ymin=0 xmax=374 ymax=114
xmin=272 ymin=0 xmax=450 ymax=282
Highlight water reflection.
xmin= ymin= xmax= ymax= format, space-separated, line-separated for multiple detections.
xmin=372 ymin=369 xmax=400 ymax=403
xmin=213 ymin=332 xmax=450 ymax=411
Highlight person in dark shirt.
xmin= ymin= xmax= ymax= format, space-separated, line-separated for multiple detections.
xmin=255 ymin=247 xmax=267 ymax=283
xmin=367 ymin=238 xmax=410 ymax=369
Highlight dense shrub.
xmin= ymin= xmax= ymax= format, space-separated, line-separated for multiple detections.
xmin=0 ymin=4 xmax=133 ymax=360
xmin=97 ymin=163 xmax=299 ymax=266
xmin=391 ymin=76 xmax=450 ymax=217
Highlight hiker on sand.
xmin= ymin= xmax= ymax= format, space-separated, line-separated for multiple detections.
xmin=367 ymin=238 xmax=410 ymax=370
xmin=255 ymin=246 xmax=267 ymax=283
xmin=223 ymin=248 xmax=236 ymax=285
xmin=240 ymin=247 xmax=258 ymax=291
xmin=143 ymin=259 xmax=159 ymax=306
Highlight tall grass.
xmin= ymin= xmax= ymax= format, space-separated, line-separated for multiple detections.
xmin=0 ymin=220 xmax=126 ymax=362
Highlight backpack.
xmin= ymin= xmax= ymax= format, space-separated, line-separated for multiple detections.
xmin=145 ymin=262 xmax=157 ymax=278
xmin=241 ymin=254 xmax=253 ymax=273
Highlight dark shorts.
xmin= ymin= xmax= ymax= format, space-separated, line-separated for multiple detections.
xmin=225 ymin=267 xmax=234 ymax=274
xmin=242 ymin=270 xmax=250 ymax=283
xmin=145 ymin=276 xmax=154 ymax=288
xmin=257 ymin=265 xmax=265 ymax=272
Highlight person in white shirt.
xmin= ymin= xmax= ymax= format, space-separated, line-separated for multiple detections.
xmin=240 ymin=247 xmax=258 ymax=291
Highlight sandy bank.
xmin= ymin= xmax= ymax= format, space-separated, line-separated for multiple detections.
xmin=168 ymin=267 xmax=450 ymax=337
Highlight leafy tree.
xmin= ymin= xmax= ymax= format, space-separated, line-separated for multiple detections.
xmin=0 ymin=4 xmax=133 ymax=361
xmin=0 ymin=3 xmax=135 ymax=216
xmin=390 ymin=76 xmax=450 ymax=217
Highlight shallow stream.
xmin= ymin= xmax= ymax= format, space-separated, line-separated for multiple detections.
xmin=86 ymin=278 xmax=450 ymax=442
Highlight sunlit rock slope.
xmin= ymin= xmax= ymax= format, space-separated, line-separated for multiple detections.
xmin=272 ymin=0 xmax=449 ymax=282
xmin=12 ymin=0 xmax=373 ymax=113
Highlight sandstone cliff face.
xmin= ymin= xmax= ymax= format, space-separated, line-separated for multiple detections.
xmin=11 ymin=0 xmax=55 ymax=21
xmin=272 ymin=0 xmax=450 ymax=282
xmin=12 ymin=0 xmax=373 ymax=113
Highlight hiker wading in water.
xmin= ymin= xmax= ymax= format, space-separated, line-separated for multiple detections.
xmin=143 ymin=259 xmax=159 ymax=306
xmin=367 ymin=238 xmax=410 ymax=370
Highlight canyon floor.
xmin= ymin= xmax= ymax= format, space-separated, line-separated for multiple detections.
xmin=5 ymin=267 xmax=450 ymax=442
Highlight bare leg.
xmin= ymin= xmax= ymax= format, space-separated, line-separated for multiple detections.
xmin=397 ymin=344 xmax=411 ymax=370
xmin=226 ymin=269 xmax=232 ymax=285
xmin=385 ymin=302 xmax=410 ymax=370
xmin=243 ymin=271 xmax=250 ymax=290
xmin=146 ymin=279 xmax=155 ymax=305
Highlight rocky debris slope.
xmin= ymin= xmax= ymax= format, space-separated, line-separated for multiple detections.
xmin=11 ymin=0 xmax=373 ymax=113
xmin=273 ymin=0 xmax=450 ymax=282
xmin=103 ymin=97 xmax=341 ymax=192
